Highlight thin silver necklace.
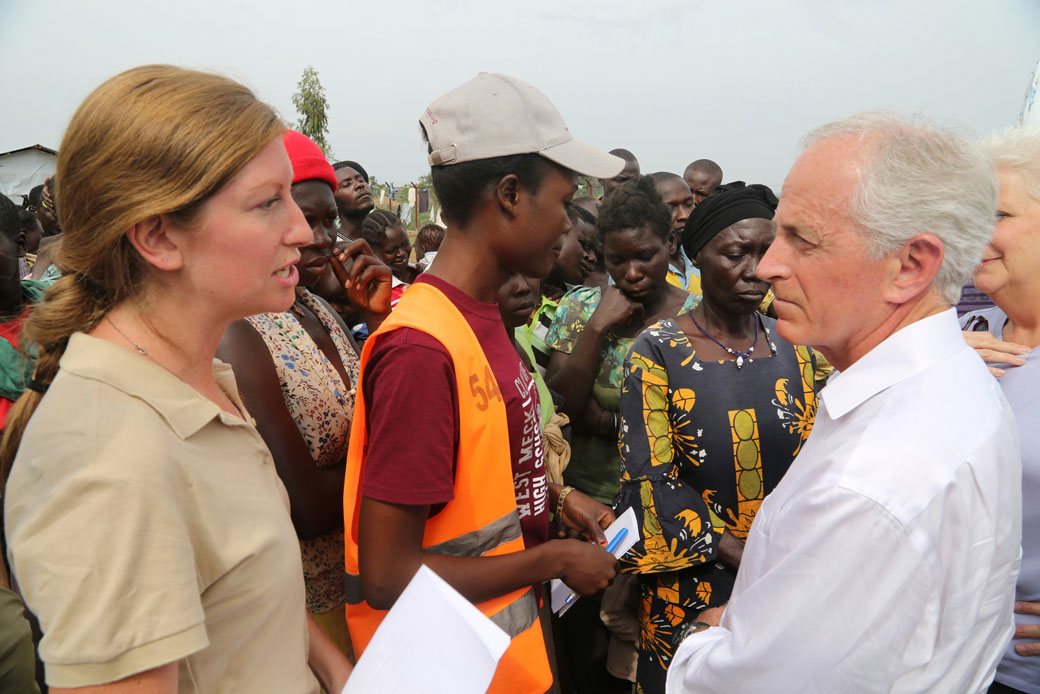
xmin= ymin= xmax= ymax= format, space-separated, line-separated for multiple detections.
xmin=107 ymin=315 xmax=148 ymax=355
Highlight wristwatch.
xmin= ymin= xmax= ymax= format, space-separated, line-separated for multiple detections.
xmin=671 ymin=620 xmax=711 ymax=649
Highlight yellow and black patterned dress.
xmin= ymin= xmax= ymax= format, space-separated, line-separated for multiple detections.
xmin=614 ymin=315 xmax=817 ymax=694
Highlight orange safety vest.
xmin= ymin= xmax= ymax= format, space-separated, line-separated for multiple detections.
xmin=343 ymin=282 xmax=553 ymax=694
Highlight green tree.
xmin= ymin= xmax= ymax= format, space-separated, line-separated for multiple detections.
xmin=577 ymin=176 xmax=601 ymax=199
xmin=291 ymin=66 xmax=332 ymax=157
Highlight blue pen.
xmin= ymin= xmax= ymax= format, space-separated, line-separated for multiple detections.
xmin=563 ymin=527 xmax=628 ymax=607
xmin=604 ymin=527 xmax=628 ymax=555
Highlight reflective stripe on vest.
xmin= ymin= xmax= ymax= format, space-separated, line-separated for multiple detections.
xmin=345 ymin=509 xmax=522 ymax=604
xmin=426 ymin=509 xmax=522 ymax=557
xmin=344 ymin=511 xmax=538 ymax=637
xmin=344 ymin=506 xmax=537 ymax=638
xmin=487 ymin=588 xmax=539 ymax=637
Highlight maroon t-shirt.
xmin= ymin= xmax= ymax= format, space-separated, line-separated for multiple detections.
xmin=360 ymin=274 xmax=550 ymax=549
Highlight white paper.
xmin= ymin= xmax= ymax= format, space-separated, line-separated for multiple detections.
xmin=342 ymin=565 xmax=510 ymax=694
xmin=550 ymin=507 xmax=639 ymax=616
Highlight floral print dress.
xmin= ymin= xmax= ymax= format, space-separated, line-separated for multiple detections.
xmin=614 ymin=315 xmax=817 ymax=694
xmin=245 ymin=288 xmax=360 ymax=614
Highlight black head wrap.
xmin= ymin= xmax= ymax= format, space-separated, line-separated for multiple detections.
xmin=333 ymin=160 xmax=370 ymax=183
xmin=682 ymin=181 xmax=779 ymax=260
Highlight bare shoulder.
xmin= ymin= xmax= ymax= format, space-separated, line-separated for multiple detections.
xmin=217 ymin=318 xmax=274 ymax=371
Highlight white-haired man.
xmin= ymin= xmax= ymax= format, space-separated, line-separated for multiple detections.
xmin=666 ymin=114 xmax=1022 ymax=693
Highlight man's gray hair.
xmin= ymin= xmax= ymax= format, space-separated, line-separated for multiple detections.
xmin=980 ymin=125 xmax=1040 ymax=202
xmin=803 ymin=112 xmax=998 ymax=305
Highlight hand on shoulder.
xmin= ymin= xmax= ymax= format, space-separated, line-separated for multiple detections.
xmin=962 ymin=330 xmax=1029 ymax=377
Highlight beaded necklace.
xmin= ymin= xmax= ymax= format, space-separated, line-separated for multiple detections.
xmin=688 ymin=312 xmax=759 ymax=368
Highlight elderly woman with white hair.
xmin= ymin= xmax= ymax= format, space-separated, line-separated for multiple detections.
xmin=962 ymin=126 xmax=1040 ymax=694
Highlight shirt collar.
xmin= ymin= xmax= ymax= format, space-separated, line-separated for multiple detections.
xmin=668 ymin=246 xmax=699 ymax=283
xmin=820 ymin=308 xmax=965 ymax=420
xmin=59 ymin=332 xmax=251 ymax=439
xmin=680 ymin=245 xmax=695 ymax=271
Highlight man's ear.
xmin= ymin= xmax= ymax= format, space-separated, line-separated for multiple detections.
xmin=494 ymin=174 xmax=522 ymax=219
xmin=125 ymin=215 xmax=185 ymax=272
xmin=882 ymin=233 xmax=944 ymax=305
xmin=13 ymin=231 xmax=27 ymax=258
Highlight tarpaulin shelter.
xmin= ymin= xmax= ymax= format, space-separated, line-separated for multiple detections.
xmin=0 ymin=144 xmax=57 ymax=204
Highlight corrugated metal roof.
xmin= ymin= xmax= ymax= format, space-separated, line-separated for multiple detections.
xmin=0 ymin=144 xmax=57 ymax=157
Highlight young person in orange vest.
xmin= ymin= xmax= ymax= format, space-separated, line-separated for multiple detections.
xmin=342 ymin=73 xmax=623 ymax=693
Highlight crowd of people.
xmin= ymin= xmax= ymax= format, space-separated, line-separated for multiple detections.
xmin=0 ymin=64 xmax=1035 ymax=694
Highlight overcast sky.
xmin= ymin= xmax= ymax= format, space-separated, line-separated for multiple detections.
xmin=2 ymin=0 xmax=1038 ymax=191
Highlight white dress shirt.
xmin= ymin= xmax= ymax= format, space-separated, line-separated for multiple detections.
xmin=667 ymin=309 xmax=1022 ymax=694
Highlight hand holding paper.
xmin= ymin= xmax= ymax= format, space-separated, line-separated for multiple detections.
xmin=550 ymin=507 xmax=639 ymax=616
xmin=562 ymin=528 xmax=627 ymax=606
xmin=342 ymin=565 xmax=510 ymax=694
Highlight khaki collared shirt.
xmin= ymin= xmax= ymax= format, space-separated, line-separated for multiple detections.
xmin=5 ymin=332 xmax=318 ymax=692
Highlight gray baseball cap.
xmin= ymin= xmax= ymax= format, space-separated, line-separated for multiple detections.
xmin=420 ymin=73 xmax=625 ymax=179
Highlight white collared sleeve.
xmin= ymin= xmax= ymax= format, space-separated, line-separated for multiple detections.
xmin=666 ymin=485 xmax=934 ymax=694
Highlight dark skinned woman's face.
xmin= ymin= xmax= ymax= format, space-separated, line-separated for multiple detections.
xmin=695 ymin=217 xmax=775 ymax=316
xmin=575 ymin=220 xmax=599 ymax=277
xmin=496 ymin=272 xmax=540 ymax=330
xmin=378 ymin=223 xmax=412 ymax=273
xmin=290 ymin=180 xmax=338 ymax=288
xmin=553 ymin=221 xmax=585 ymax=284
xmin=35 ymin=204 xmax=59 ymax=237
xmin=603 ymin=223 xmax=671 ymax=306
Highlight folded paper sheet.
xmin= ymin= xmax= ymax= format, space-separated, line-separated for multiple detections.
xmin=550 ymin=507 xmax=639 ymax=616
xmin=343 ymin=565 xmax=511 ymax=694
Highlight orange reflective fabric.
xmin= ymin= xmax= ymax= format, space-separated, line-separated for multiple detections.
xmin=343 ymin=282 xmax=552 ymax=693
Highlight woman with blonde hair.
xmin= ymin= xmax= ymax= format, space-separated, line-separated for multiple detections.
xmin=1 ymin=65 xmax=352 ymax=693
